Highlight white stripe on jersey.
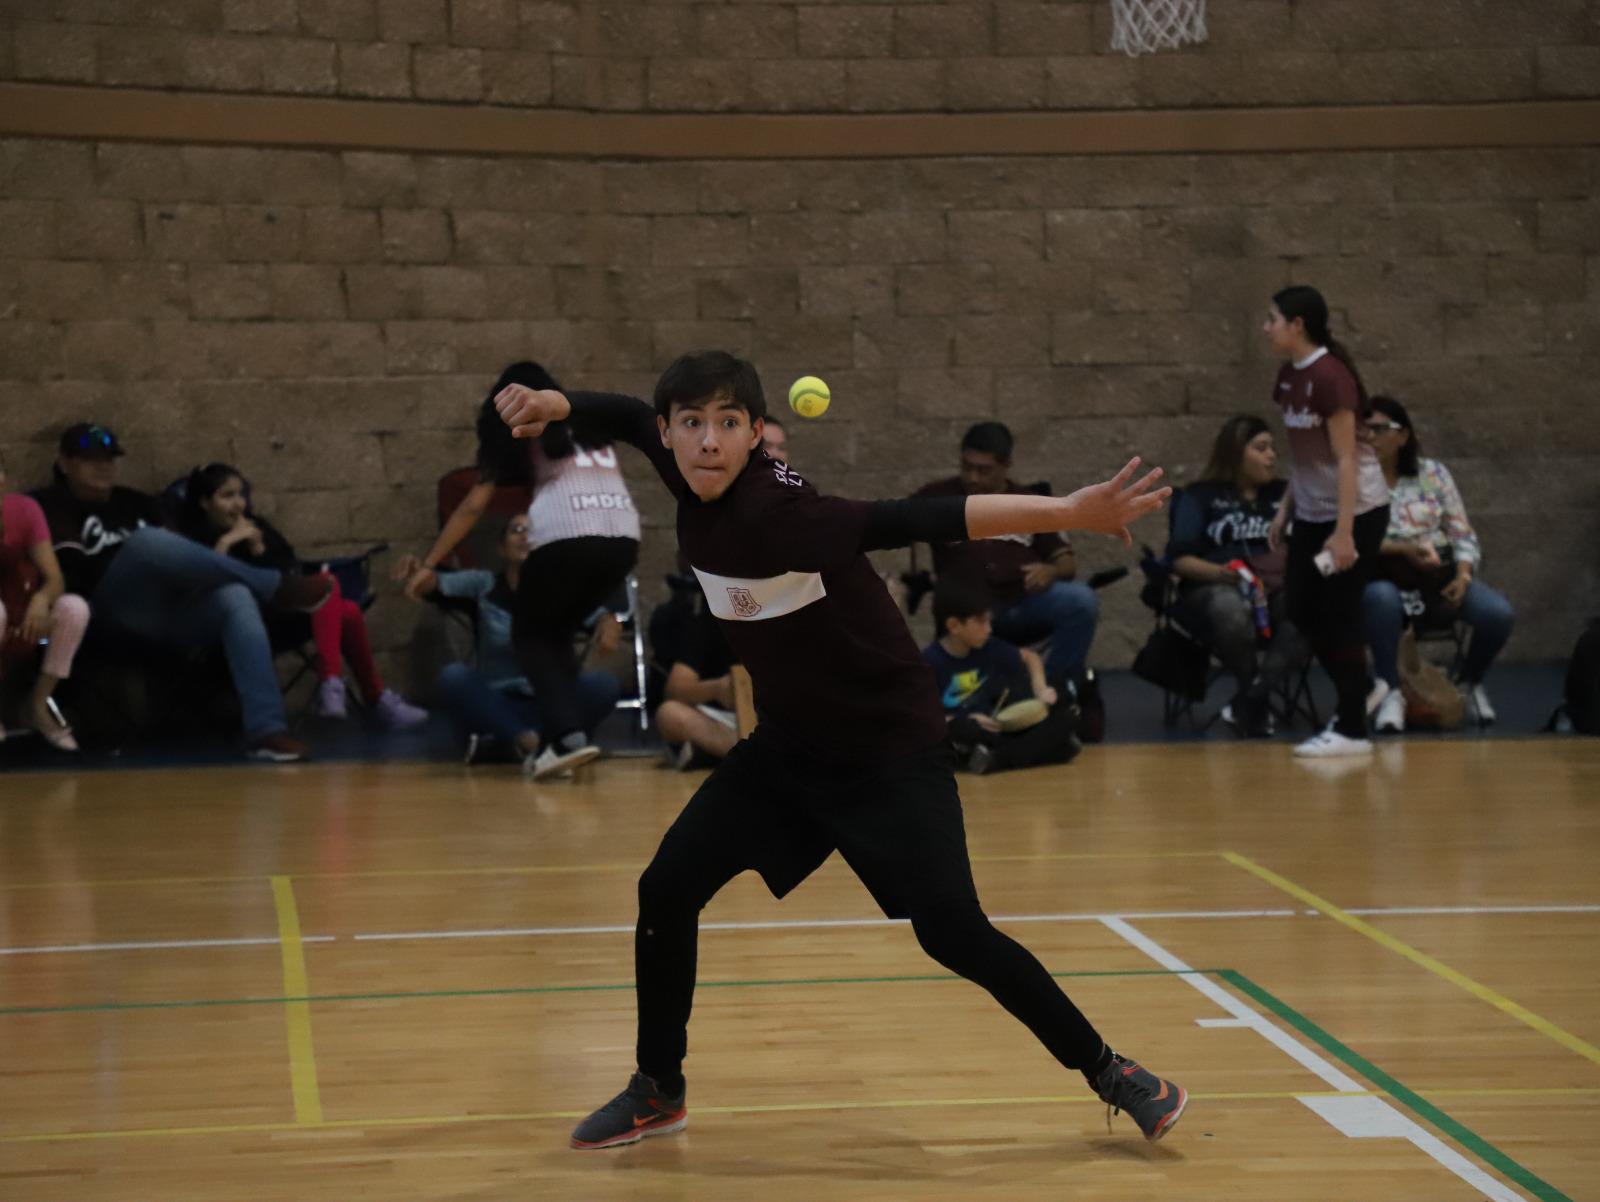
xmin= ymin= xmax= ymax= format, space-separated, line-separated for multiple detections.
xmin=693 ymin=567 xmax=827 ymax=622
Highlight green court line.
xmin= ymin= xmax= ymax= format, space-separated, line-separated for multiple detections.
xmin=0 ymin=966 xmax=1572 ymax=1200
xmin=1220 ymin=969 xmax=1572 ymax=1202
xmin=0 ymin=967 xmax=1200 ymax=1018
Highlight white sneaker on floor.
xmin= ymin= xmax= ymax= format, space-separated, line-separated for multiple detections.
xmin=1374 ymin=689 xmax=1406 ymax=734
xmin=374 ymin=688 xmax=429 ymax=730
xmin=524 ymin=743 xmax=601 ymax=780
xmin=1466 ymin=683 xmax=1496 ymax=726
xmin=310 ymin=677 xmax=348 ymax=719
xmin=1293 ymin=729 xmax=1374 ymax=758
xmin=1365 ymin=679 xmax=1391 ymax=716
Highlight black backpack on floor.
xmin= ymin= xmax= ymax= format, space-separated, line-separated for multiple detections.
xmin=1555 ymin=618 xmax=1600 ymax=735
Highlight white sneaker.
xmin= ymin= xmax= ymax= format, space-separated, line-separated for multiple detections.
xmin=311 ymin=677 xmax=348 ymax=719
xmin=1466 ymin=683 xmax=1496 ymax=726
xmin=1293 ymin=729 xmax=1373 ymax=758
xmin=374 ymin=688 xmax=429 ymax=730
xmin=1365 ymin=679 xmax=1391 ymax=716
xmin=524 ymin=743 xmax=601 ymax=780
xmin=1374 ymin=689 xmax=1406 ymax=734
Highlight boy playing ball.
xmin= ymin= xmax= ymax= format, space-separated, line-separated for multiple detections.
xmin=495 ymin=351 xmax=1186 ymax=1150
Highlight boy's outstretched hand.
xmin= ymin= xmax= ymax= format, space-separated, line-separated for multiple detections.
xmin=495 ymin=384 xmax=571 ymax=439
xmin=1064 ymin=458 xmax=1171 ymax=546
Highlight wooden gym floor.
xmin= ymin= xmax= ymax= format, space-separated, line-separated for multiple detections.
xmin=1 ymin=739 xmax=1596 ymax=1201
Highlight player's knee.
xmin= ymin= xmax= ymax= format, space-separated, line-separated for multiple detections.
xmin=910 ymin=904 xmax=994 ymax=972
xmin=638 ymin=854 xmax=700 ymax=916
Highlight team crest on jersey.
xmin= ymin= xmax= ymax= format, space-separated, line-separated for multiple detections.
xmin=727 ymin=587 xmax=763 ymax=618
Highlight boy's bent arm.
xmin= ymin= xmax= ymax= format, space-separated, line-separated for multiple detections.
xmin=496 ymin=384 xmax=681 ymax=494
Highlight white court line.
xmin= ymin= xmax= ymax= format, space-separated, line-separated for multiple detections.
xmin=1343 ymin=904 xmax=1600 ymax=916
xmin=5 ymin=902 xmax=1593 ymax=956
xmin=1100 ymin=916 xmax=1525 ymax=1202
xmin=351 ymin=901 xmax=1595 ymax=943
xmin=351 ymin=909 xmax=1298 ymax=942
xmin=0 ymin=936 xmax=336 ymax=957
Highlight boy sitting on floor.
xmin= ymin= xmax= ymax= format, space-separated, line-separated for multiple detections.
xmin=922 ymin=578 xmax=1081 ymax=775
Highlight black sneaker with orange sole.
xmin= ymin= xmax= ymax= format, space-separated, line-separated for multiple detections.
xmin=569 ymin=1072 xmax=687 ymax=1150
xmin=1093 ymin=1053 xmax=1187 ymax=1141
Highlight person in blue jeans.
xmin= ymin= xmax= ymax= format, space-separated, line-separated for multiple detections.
xmin=409 ymin=515 xmax=620 ymax=768
xmin=1360 ymin=396 xmax=1515 ymax=731
xmin=29 ymin=424 xmax=331 ymax=761
xmin=913 ymin=422 xmax=1098 ymax=686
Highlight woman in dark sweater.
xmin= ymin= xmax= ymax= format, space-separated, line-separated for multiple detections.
xmin=1167 ymin=415 xmax=1308 ymax=736
xmin=179 ymin=463 xmax=427 ymax=729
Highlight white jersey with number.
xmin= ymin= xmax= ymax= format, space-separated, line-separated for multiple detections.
xmin=526 ymin=443 xmax=641 ymax=549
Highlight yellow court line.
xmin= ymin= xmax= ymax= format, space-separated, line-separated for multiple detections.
xmin=269 ymin=876 xmax=323 ymax=1125
xmin=1 ymin=850 xmax=1221 ymax=892
xmin=1223 ymin=851 xmax=1600 ymax=1067
xmin=7 ymin=1086 xmax=1598 ymax=1145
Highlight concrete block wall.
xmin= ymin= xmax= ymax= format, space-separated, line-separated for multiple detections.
xmin=3 ymin=1 xmax=1596 ymax=109
xmin=2 ymin=2 xmax=1597 ymax=692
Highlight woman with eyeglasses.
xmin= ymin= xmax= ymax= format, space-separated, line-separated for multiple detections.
xmin=0 ymin=449 xmax=87 ymax=751
xmin=1263 ymin=286 xmax=1391 ymax=757
xmin=1361 ymin=396 xmax=1514 ymax=731
xmin=177 ymin=463 xmax=429 ymax=730
xmin=407 ymin=514 xmax=620 ymax=765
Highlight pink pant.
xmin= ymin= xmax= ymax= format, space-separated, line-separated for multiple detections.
xmin=0 ymin=593 xmax=90 ymax=679
xmin=309 ymin=576 xmax=383 ymax=700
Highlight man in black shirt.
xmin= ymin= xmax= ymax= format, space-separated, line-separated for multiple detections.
xmin=497 ymin=352 xmax=1186 ymax=1150
xmin=30 ymin=423 xmax=330 ymax=762
xmin=915 ymin=422 xmax=1101 ymax=688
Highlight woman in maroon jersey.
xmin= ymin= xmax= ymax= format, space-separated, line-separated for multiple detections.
xmin=1263 ymin=286 xmax=1391 ymax=758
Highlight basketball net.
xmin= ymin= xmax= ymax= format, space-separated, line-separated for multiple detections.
xmin=1110 ymin=0 xmax=1208 ymax=56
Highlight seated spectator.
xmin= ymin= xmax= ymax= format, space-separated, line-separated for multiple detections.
xmin=1 ymin=448 xmax=88 ymax=750
xmin=652 ymin=579 xmax=741 ymax=770
xmin=408 ymin=516 xmax=620 ymax=770
xmin=1166 ymin=416 xmax=1309 ymax=736
xmin=176 ymin=463 xmax=427 ymax=729
xmin=922 ymin=578 xmax=1080 ymax=775
xmin=760 ymin=414 xmax=789 ymax=464
xmin=29 ymin=424 xmax=330 ymax=762
xmin=1362 ymin=396 xmax=1514 ymax=731
xmin=914 ymin=422 xmax=1098 ymax=688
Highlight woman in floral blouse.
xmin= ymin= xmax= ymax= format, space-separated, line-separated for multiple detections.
xmin=1362 ymin=395 xmax=1514 ymax=731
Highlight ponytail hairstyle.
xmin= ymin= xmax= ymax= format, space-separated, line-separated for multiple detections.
xmin=475 ymin=360 xmax=616 ymax=489
xmin=1272 ymin=285 xmax=1368 ymax=406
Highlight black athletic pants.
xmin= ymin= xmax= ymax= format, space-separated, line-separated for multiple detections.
xmin=511 ymin=535 xmax=637 ymax=743
xmin=633 ymin=730 xmax=1107 ymax=1089
xmin=1284 ymin=506 xmax=1388 ymax=738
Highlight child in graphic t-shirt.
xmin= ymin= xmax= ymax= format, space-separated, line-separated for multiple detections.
xmin=922 ymin=578 xmax=1081 ymax=775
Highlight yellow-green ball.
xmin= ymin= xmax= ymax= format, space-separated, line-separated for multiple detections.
xmin=788 ymin=375 xmax=831 ymax=419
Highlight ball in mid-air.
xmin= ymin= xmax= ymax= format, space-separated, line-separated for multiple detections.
xmin=787 ymin=375 xmax=831 ymax=419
